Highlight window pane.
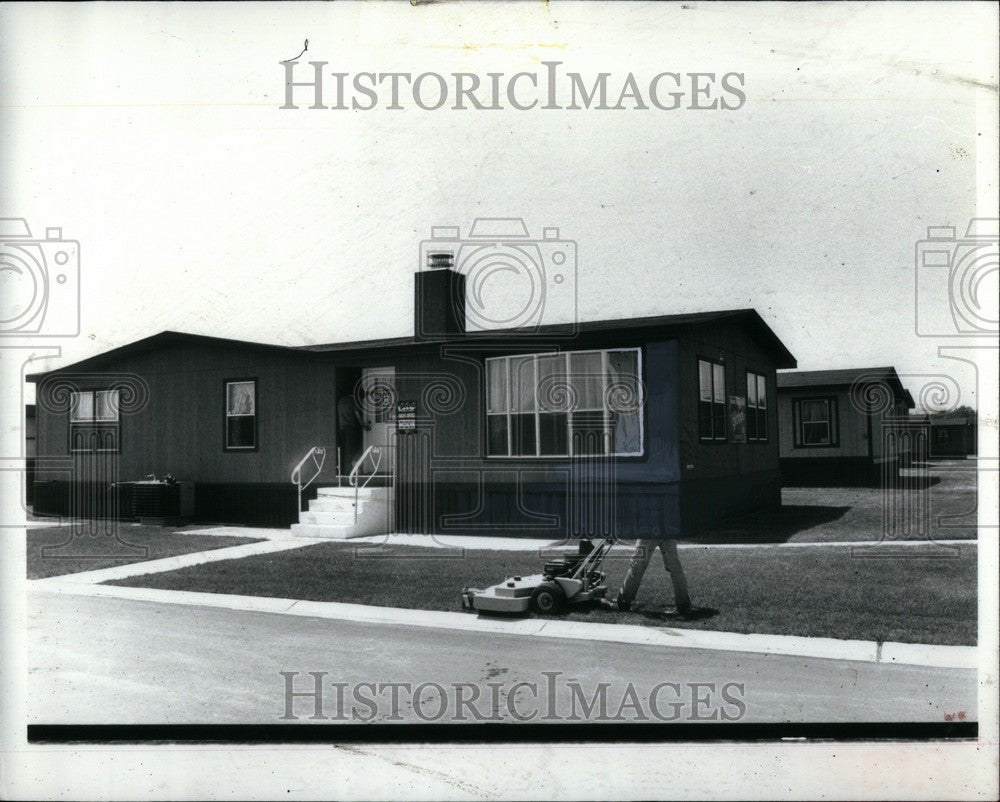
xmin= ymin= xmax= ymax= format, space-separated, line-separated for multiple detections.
xmin=227 ymin=416 xmax=255 ymax=448
xmin=486 ymin=359 xmax=507 ymax=413
xmin=757 ymin=375 xmax=767 ymax=408
xmin=712 ymin=363 xmax=725 ymax=403
xmin=757 ymin=408 xmax=768 ymax=440
xmin=712 ymin=402 xmax=726 ymax=440
xmin=572 ymin=412 xmax=606 ymax=455
xmin=539 ymin=412 xmax=568 ymax=455
xmin=607 ymin=351 xmax=641 ymax=455
xmin=510 ymin=412 xmax=537 ymax=456
xmin=699 ymin=360 xmax=712 ymax=402
xmin=610 ymin=408 xmax=641 ymax=454
xmin=607 ymin=351 xmax=640 ymax=412
xmin=699 ymin=400 xmax=713 ymax=439
xmin=801 ymin=400 xmax=828 ymax=423
xmin=747 ymin=374 xmax=758 ymax=406
xmin=747 ymin=405 xmax=758 ymax=440
xmin=803 ymin=421 xmax=829 ymax=445
xmin=487 ymin=415 xmax=509 ymax=456
xmin=508 ymin=357 xmax=536 ymax=413
xmin=536 ymin=354 xmax=567 ymax=412
xmin=570 ymin=352 xmax=603 ymax=410
xmin=71 ymin=392 xmax=93 ymax=422
xmin=227 ymin=381 xmax=255 ymax=415
xmin=95 ymin=389 xmax=119 ymax=421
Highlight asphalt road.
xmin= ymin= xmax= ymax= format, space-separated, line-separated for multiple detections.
xmin=27 ymin=591 xmax=976 ymax=726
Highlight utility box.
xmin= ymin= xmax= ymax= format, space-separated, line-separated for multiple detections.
xmin=132 ymin=481 xmax=195 ymax=525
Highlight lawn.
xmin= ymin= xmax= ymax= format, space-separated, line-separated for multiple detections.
xmin=26 ymin=524 xmax=264 ymax=579
xmin=107 ymin=539 xmax=977 ymax=645
xmin=705 ymin=461 xmax=978 ymax=544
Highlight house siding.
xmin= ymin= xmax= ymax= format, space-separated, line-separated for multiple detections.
xmin=677 ymin=321 xmax=783 ymax=531
xmin=31 ymin=315 xmax=790 ymax=534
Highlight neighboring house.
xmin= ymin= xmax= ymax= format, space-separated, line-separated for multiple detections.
xmin=776 ymin=367 xmax=915 ymax=487
xmin=913 ymin=415 xmax=977 ymax=459
xmin=28 ymin=266 xmax=796 ymax=537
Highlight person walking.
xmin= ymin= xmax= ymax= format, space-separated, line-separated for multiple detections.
xmin=602 ymin=537 xmax=692 ymax=615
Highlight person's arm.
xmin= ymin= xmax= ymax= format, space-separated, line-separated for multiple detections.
xmin=355 ymin=408 xmax=371 ymax=431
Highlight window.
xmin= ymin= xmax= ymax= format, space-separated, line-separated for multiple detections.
xmin=746 ymin=371 xmax=768 ymax=441
xmin=225 ymin=379 xmax=257 ymax=450
xmin=698 ymin=359 xmax=726 ymax=441
xmin=69 ymin=389 xmax=120 ymax=452
xmin=485 ymin=348 xmax=643 ymax=458
xmin=793 ymin=397 xmax=839 ymax=447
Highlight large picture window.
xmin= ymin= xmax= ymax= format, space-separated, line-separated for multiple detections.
xmin=746 ymin=371 xmax=768 ymax=441
xmin=69 ymin=389 xmax=120 ymax=452
xmin=485 ymin=348 xmax=643 ymax=458
xmin=793 ymin=397 xmax=839 ymax=447
xmin=225 ymin=379 xmax=257 ymax=451
xmin=698 ymin=358 xmax=726 ymax=441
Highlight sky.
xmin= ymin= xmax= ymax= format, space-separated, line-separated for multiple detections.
xmin=2 ymin=1 xmax=997 ymax=410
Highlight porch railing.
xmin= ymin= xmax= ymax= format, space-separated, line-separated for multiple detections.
xmin=348 ymin=445 xmax=393 ymax=525
xmin=291 ymin=446 xmax=326 ymax=513
xmin=292 ymin=443 xmax=395 ymax=527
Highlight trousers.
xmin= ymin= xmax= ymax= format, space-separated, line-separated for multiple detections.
xmin=617 ymin=538 xmax=691 ymax=609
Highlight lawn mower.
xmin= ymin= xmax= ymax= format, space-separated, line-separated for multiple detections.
xmin=461 ymin=536 xmax=616 ymax=615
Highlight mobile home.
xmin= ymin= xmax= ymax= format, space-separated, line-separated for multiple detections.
xmin=29 ymin=267 xmax=796 ymax=538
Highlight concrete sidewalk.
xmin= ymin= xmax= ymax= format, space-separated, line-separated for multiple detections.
xmin=30 ymin=575 xmax=978 ymax=670
xmin=183 ymin=527 xmax=977 ymax=552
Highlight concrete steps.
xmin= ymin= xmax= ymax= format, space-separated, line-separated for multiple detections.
xmin=290 ymin=485 xmax=392 ymax=539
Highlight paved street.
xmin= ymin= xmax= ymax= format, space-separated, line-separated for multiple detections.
xmin=27 ymin=591 xmax=976 ymax=725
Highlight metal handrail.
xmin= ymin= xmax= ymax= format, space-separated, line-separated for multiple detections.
xmin=348 ymin=445 xmax=390 ymax=525
xmin=291 ymin=446 xmax=326 ymax=512
xmin=348 ymin=445 xmax=382 ymax=487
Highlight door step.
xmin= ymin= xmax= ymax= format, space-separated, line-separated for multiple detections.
xmin=293 ymin=486 xmax=391 ymax=539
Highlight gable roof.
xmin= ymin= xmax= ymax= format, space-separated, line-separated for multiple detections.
xmin=777 ymin=366 xmax=913 ymax=407
xmin=25 ymin=331 xmax=306 ymax=382
xmin=27 ymin=308 xmax=796 ymax=381
xmin=300 ymin=309 xmax=797 ymax=366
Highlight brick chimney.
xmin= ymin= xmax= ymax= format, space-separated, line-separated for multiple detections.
xmin=414 ymin=251 xmax=466 ymax=339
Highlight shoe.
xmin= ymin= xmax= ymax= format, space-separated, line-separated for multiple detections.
xmin=599 ymin=597 xmax=631 ymax=612
xmin=663 ymin=604 xmax=692 ymax=617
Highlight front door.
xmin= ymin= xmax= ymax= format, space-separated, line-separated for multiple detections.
xmin=361 ymin=367 xmax=395 ymax=473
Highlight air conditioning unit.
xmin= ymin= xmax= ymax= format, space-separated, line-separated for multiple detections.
xmin=132 ymin=481 xmax=195 ymax=525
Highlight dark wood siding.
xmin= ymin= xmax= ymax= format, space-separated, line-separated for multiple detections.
xmin=34 ymin=340 xmax=336 ymax=486
xmin=678 ymin=320 xmax=782 ymax=480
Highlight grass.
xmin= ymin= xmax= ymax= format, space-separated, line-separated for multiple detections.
xmin=705 ymin=462 xmax=978 ymax=544
xmin=107 ymin=539 xmax=977 ymax=645
xmin=26 ymin=524 xmax=263 ymax=579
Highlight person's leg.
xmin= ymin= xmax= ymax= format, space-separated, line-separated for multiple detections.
xmin=657 ymin=539 xmax=691 ymax=612
xmin=617 ymin=539 xmax=657 ymax=607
